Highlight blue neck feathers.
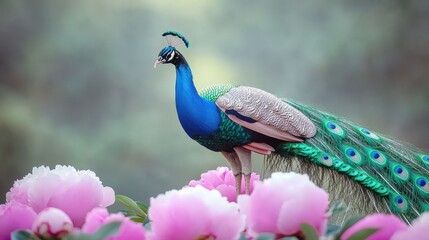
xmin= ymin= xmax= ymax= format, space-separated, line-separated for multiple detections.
xmin=175 ymin=61 xmax=220 ymax=137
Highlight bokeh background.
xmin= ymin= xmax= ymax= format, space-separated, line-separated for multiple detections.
xmin=1 ymin=0 xmax=428 ymax=204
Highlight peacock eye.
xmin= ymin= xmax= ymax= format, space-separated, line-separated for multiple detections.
xmin=167 ymin=51 xmax=175 ymax=61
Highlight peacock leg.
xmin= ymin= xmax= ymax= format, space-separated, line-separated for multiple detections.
xmin=234 ymin=147 xmax=252 ymax=194
xmin=221 ymin=151 xmax=242 ymax=196
xmin=234 ymin=174 xmax=242 ymax=196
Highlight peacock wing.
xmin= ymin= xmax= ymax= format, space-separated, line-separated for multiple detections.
xmin=215 ymin=86 xmax=317 ymax=142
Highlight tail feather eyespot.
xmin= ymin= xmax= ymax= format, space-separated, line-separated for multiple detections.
xmin=389 ymin=163 xmax=410 ymax=183
xmin=357 ymin=127 xmax=381 ymax=143
xmin=390 ymin=194 xmax=409 ymax=213
xmin=342 ymin=145 xmax=364 ymax=165
xmin=318 ymin=153 xmax=333 ymax=167
xmin=366 ymin=149 xmax=388 ymax=167
xmin=324 ymin=120 xmax=346 ymax=138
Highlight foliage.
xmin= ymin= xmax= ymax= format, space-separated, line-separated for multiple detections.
xmin=115 ymin=195 xmax=148 ymax=223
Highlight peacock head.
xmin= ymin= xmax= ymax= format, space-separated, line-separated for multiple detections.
xmin=154 ymin=46 xmax=180 ymax=68
xmin=154 ymin=31 xmax=190 ymax=68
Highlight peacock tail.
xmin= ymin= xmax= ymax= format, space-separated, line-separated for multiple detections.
xmin=266 ymin=99 xmax=429 ymax=224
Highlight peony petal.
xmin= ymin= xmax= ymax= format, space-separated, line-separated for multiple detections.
xmin=100 ymin=187 xmax=115 ymax=207
xmin=148 ymin=188 xmax=210 ymax=239
xmin=32 ymin=208 xmax=73 ymax=237
xmin=6 ymin=183 xmax=31 ymax=205
xmin=48 ymin=174 xmax=103 ymax=227
xmin=210 ymin=200 xmax=245 ymax=240
xmin=82 ymin=208 xmax=110 ymax=233
xmin=277 ymin=185 xmax=329 ymax=235
xmin=341 ymin=214 xmax=407 ymax=240
xmin=0 ymin=202 xmax=37 ymax=240
xmin=391 ymin=212 xmax=429 ymax=240
xmin=111 ymin=217 xmax=146 ymax=240
xmin=187 ymin=167 xmax=260 ymax=202
xmin=239 ymin=172 xmax=329 ymax=238
xmin=82 ymin=208 xmax=145 ymax=240
xmin=200 ymin=171 xmax=224 ymax=187
xmin=5 ymin=165 xmax=115 ymax=233
xmin=148 ymin=186 xmax=244 ymax=240
xmin=28 ymin=173 xmax=64 ymax=212
xmin=215 ymin=185 xmax=236 ymax=202
xmin=223 ymin=170 xmax=236 ymax=186
xmin=246 ymin=179 xmax=289 ymax=234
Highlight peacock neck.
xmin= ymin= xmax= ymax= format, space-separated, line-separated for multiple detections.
xmin=175 ymin=61 xmax=221 ymax=137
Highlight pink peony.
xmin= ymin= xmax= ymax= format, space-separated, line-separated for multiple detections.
xmin=188 ymin=167 xmax=260 ymax=202
xmin=32 ymin=208 xmax=73 ymax=237
xmin=6 ymin=165 xmax=115 ymax=227
xmin=391 ymin=212 xmax=429 ymax=240
xmin=82 ymin=208 xmax=145 ymax=240
xmin=238 ymin=172 xmax=329 ymax=238
xmin=0 ymin=201 xmax=37 ymax=240
xmin=147 ymin=185 xmax=245 ymax=240
xmin=341 ymin=214 xmax=407 ymax=240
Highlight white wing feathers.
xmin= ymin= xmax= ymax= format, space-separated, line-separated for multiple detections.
xmin=216 ymin=86 xmax=317 ymax=142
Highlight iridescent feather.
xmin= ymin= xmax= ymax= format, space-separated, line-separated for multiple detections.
xmin=266 ymin=99 xmax=429 ymax=224
xmin=162 ymin=31 xmax=190 ymax=48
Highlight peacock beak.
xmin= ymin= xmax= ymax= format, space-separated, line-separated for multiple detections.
xmin=154 ymin=56 xmax=163 ymax=69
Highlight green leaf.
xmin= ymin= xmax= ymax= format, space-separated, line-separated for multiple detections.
xmin=91 ymin=221 xmax=122 ymax=240
xmin=336 ymin=215 xmax=365 ymax=239
xmin=300 ymin=223 xmax=319 ymax=240
xmin=135 ymin=201 xmax=149 ymax=212
xmin=143 ymin=216 xmax=151 ymax=225
xmin=144 ymin=221 xmax=152 ymax=231
xmin=129 ymin=216 xmax=146 ymax=223
xmin=63 ymin=222 xmax=121 ymax=240
xmin=115 ymin=195 xmax=147 ymax=219
xmin=63 ymin=234 xmax=94 ymax=240
xmin=346 ymin=228 xmax=379 ymax=240
xmin=11 ymin=231 xmax=37 ymax=240
xmin=239 ymin=233 xmax=249 ymax=240
xmin=255 ymin=234 xmax=276 ymax=240
xmin=117 ymin=209 xmax=134 ymax=216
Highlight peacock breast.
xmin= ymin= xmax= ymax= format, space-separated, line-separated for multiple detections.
xmin=192 ymin=111 xmax=253 ymax=152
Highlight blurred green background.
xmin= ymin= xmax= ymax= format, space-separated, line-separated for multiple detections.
xmin=1 ymin=0 xmax=428 ymax=203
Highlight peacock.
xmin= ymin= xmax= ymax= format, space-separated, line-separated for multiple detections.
xmin=154 ymin=31 xmax=429 ymax=224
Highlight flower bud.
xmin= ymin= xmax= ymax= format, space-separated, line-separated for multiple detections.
xmin=32 ymin=208 xmax=73 ymax=237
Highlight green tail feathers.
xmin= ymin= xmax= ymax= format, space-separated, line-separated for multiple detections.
xmin=267 ymin=99 xmax=429 ymax=223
